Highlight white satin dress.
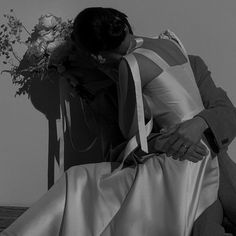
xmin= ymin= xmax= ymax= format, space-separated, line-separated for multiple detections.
xmin=1 ymin=31 xmax=219 ymax=236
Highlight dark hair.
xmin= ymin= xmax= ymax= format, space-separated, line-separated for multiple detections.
xmin=72 ymin=7 xmax=133 ymax=54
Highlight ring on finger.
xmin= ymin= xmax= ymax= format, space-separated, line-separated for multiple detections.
xmin=182 ymin=144 xmax=190 ymax=150
xmin=181 ymin=144 xmax=190 ymax=154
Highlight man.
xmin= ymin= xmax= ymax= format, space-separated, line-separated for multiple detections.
xmin=58 ymin=38 xmax=236 ymax=235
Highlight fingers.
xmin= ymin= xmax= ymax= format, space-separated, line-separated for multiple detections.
xmin=193 ymin=144 xmax=208 ymax=156
xmin=159 ymin=125 xmax=179 ymax=138
xmin=166 ymin=139 xmax=184 ymax=158
xmin=187 ymin=145 xmax=204 ymax=160
xmin=179 ymin=144 xmax=206 ymax=162
xmin=195 ymin=142 xmax=209 ymax=155
xmin=162 ymin=134 xmax=179 ymax=155
xmin=176 ymin=142 xmax=192 ymax=158
xmin=159 ymin=124 xmax=209 ymax=163
xmin=183 ymin=155 xmax=201 ymax=163
xmin=152 ymin=136 xmax=169 ymax=152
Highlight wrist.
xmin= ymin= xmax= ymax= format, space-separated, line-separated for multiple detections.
xmin=195 ymin=116 xmax=209 ymax=131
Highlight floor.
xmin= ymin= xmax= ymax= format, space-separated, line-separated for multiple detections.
xmin=0 ymin=206 xmax=27 ymax=232
xmin=0 ymin=206 xmax=235 ymax=235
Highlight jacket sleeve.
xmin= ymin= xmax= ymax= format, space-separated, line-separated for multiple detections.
xmin=189 ymin=55 xmax=236 ymax=153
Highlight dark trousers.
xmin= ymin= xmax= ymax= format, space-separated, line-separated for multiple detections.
xmin=192 ymin=154 xmax=236 ymax=236
xmin=218 ymin=153 xmax=236 ymax=226
xmin=191 ymin=199 xmax=225 ymax=236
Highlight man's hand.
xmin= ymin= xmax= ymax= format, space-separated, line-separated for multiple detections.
xmin=158 ymin=117 xmax=209 ymax=162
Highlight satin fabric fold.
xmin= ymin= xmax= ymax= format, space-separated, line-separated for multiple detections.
xmin=1 ymin=163 xmax=137 ymax=236
xmin=102 ymin=152 xmax=218 ymax=236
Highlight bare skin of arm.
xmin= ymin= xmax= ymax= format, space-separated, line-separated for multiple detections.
xmin=119 ymin=52 xmax=208 ymax=162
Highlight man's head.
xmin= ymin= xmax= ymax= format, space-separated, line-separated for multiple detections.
xmin=71 ymin=7 xmax=133 ymax=62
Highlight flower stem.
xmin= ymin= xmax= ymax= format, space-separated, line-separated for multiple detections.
xmin=21 ymin=24 xmax=31 ymax=36
xmin=10 ymin=46 xmax=21 ymax=62
xmin=12 ymin=10 xmax=31 ymax=36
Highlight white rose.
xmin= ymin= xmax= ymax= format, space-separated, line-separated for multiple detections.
xmin=37 ymin=14 xmax=61 ymax=31
xmin=27 ymin=38 xmax=47 ymax=58
xmin=47 ymin=38 xmax=65 ymax=53
xmin=37 ymin=40 xmax=47 ymax=55
xmin=41 ymin=30 xmax=55 ymax=42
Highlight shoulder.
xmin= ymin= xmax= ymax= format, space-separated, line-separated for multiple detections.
xmin=119 ymin=52 xmax=162 ymax=87
xmin=189 ymin=55 xmax=210 ymax=82
xmin=189 ymin=55 xmax=208 ymax=70
xmin=134 ymin=52 xmax=162 ymax=83
xmin=140 ymin=36 xmax=188 ymax=67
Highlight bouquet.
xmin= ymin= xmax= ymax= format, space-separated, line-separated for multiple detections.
xmin=0 ymin=10 xmax=73 ymax=96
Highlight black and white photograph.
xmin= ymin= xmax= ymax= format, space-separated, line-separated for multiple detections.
xmin=0 ymin=0 xmax=236 ymax=235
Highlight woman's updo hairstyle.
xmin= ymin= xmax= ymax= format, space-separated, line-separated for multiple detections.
xmin=72 ymin=7 xmax=133 ymax=54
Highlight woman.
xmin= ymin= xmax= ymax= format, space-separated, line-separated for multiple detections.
xmin=1 ymin=7 xmax=219 ymax=236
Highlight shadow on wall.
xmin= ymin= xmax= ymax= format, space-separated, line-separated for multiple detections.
xmin=27 ymin=69 xmax=117 ymax=189
xmin=28 ymin=76 xmax=60 ymax=189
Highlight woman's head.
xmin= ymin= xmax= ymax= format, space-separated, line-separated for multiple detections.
xmin=72 ymin=7 xmax=133 ymax=57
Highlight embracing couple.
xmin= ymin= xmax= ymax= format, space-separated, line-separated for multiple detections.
xmin=2 ymin=7 xmax=236 ymax=236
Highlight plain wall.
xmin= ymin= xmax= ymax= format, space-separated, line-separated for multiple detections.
xmin=0 ymin=0 xmax=236 ymax=206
